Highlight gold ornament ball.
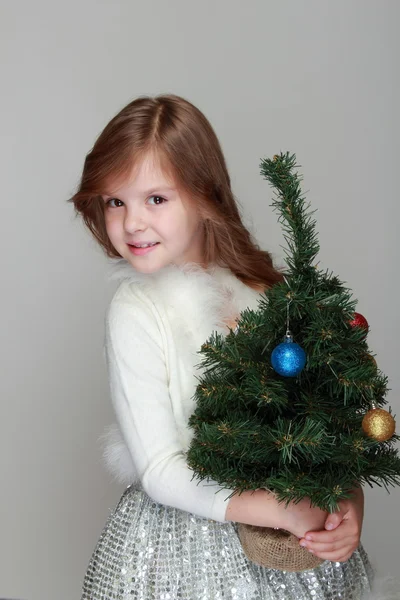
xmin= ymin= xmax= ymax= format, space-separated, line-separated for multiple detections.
xmin=362 ymin=408 xmax=396 ymax=442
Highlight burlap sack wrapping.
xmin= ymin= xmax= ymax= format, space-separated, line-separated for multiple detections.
xmin=237 ymin=523 xmax=324 ymax=572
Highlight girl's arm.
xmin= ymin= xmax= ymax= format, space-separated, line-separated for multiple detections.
xmin=225 ymin=490 xmax=328 ymax=537
xmin=104 ymin=282 xmax=234 ymax=522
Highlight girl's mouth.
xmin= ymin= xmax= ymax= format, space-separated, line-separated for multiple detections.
xmin=128 ymin=243 xmax=160 ymax=256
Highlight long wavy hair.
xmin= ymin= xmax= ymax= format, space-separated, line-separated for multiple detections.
xmin=68 ymin=94 xmax=285 ymax=291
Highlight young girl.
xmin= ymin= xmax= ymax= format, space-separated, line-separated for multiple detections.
xmin=70 ymin=94 xmax=376 ymax=599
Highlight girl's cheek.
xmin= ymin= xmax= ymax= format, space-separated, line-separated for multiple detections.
xmin=105 ymin=213 xmax=120 ymax=231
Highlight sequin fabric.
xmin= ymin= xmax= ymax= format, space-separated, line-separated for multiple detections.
xmin=81 ymin=484 xmax=374 ymax=599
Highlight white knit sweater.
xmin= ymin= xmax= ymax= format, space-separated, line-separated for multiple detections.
xmin=101 ymin=258 xmax=265 ymax=523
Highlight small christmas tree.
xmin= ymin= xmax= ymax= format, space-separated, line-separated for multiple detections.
xmin=186 ymin=152 xmax=400 ymax=571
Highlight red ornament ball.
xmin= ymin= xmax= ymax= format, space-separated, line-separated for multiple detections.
xmin=349 ymin=312 xmax=369 ymax=332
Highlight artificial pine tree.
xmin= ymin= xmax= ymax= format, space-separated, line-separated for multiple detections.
xmin=186 ymin=151 xmax=400 ymax=572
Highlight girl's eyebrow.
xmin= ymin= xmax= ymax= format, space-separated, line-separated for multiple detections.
xmin=142 ymin=186 xmax=176 ymax=195
xmin=102 ymin=186 xmax=176 ymax=200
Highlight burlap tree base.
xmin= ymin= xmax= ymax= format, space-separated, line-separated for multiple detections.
xmin=237 ymin=523 xmax=324 ymax=572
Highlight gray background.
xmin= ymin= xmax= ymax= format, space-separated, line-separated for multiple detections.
xmin=1 ymin=1 xmax=399 ymax=598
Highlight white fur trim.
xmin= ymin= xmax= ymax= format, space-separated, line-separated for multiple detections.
xmin=99 ymin=423 xmax=138 ymax=485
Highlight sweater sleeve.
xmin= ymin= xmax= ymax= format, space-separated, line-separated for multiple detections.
xmin=104 ymin=282 xmax=234 ymax=523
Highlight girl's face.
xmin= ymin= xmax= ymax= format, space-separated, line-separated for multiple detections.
xmin=102 ymin=153 xmax=206 ymax=273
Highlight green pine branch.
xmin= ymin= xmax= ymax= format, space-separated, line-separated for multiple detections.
xmin=186 ymin=151 xmax=400 ymax=514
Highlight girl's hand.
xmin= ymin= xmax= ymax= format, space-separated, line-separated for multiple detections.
xmin=282 ymin=497 xmax=329 ymax=540
xmin=298 ymin=486 xmax=364 ymax=563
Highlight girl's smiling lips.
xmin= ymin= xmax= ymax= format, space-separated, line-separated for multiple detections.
xmin=129 ymin=241 xmax=159 ymax=245
xmin=128 ymin=242 xmax=160 ymax=256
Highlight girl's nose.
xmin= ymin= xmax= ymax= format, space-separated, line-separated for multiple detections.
xmin=124 ymin=205 xmax=146 ymax=232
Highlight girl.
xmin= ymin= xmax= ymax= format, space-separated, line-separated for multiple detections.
xmin=70 ymin=94 xmax=376 ymax=599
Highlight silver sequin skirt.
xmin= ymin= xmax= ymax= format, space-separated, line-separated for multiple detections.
xmin=81 ymin=483 xmax=375 ymax=599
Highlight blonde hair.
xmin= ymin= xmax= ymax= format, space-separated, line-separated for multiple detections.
xmin=68 ymin=93 xmax=284 ymax=290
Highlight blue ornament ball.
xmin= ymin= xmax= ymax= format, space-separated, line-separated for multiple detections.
xmin=271 ymin=334 xmax=307 ymax=377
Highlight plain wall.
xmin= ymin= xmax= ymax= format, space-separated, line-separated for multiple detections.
xmin=1 ymin=0 xmax=399 ymax=598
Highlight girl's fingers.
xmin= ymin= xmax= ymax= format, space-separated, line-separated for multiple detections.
xmin=302 ymin=522 xmax=351 ymax=544
xmin=309 ymin=548 xmax=355 ymax=563
xmin=324 ymin=511 xmax=344 ymax=531
xmin=302 ymin=534 xmax=356 ymax=554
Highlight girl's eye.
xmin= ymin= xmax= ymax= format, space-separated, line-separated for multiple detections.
xmin=105 ymin=198 xmax=123 ymax=208
xmin=148 ymin=195 xmax=167 ymax=206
